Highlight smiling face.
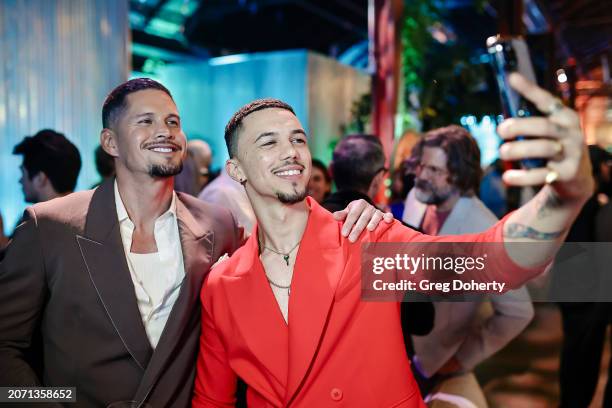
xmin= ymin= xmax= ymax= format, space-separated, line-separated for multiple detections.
xmin=229 ymin=108 xmax=311 ymax=205
xmin=103 ymin=89 xmax=186 ymax=180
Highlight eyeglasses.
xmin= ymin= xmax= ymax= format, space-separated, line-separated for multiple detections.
xmin=415 ymin=163 xmax=448 ymax=177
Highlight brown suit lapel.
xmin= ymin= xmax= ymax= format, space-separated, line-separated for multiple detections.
xmin=134 ymin=195 xmax=214 ymax=402
xmin=76 ymin=179 xmax=153 ymax=371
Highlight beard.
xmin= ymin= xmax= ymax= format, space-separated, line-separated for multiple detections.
xmin=149 ymin=162 xmax=183 ymax=178
xmin=414 ymin=178 xmax=456 ymax=205
xmin=276 ymin=184 xmax=308 ymax=204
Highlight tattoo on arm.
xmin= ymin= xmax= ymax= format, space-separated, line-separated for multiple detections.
xmin=505 ymin=223 xmax=564 ymax=240
xmin=536 ymin=189 xmax=563 ymax=219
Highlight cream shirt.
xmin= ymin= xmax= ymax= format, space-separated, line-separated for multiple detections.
xmin=114 ymin=182 xmax=186 ymax=348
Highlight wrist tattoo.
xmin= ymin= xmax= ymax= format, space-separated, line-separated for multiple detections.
xmin=536 ymin=189 xmax=563 ymax=219
xmin=505 ymin=223 xmax=564 ymax=240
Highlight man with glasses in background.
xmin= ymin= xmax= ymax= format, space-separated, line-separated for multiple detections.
xmin=403 ymin=125 xmax=533 ymax=406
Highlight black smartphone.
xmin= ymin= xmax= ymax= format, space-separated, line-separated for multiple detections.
xmin=487 ymin=35 xmax=547 ymax=169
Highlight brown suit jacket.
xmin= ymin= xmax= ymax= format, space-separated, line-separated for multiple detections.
xmin=0 ymin=179 xmax=240 ymax=407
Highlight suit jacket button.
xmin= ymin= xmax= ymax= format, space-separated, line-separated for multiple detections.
xmin=330 ymin=388 xmax=343 ymax=401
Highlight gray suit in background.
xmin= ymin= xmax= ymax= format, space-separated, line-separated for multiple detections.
xmin=0 ymin=179 xmax=240 ymax=407
xmin=403 ymin=190 xmax=534 ymax=377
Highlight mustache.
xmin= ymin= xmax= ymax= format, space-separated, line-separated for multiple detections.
xmin=415 ymin=178 xmax=432 ymax=190
xmin=271 ymin=160 xmax=305 ymax=172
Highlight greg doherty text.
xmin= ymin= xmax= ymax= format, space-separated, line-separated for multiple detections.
xmin=372 ymin=279 xmax=506 ymax=294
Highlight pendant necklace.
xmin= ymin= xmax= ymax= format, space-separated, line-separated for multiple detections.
xmin=262 ymin=240 xmax=300 ymax=266
xmin=260 ymin=240 xmax=300 ymax=296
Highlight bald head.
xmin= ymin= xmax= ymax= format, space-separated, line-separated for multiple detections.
xmin=187 ymin=140 xmax=212 ymax=192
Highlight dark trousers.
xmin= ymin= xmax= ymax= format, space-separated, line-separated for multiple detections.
xmin=559 ymin=302 xmax=612 ymax=408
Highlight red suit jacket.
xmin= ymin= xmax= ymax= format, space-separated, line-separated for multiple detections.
xmin=193 ymin=198 xmax=539 ymax=407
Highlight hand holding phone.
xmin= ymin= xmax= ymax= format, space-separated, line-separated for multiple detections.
xmin=487 ymin=35 xmax=548 ymax=169
xmin=496 ymin=72 xmax=592 ymax=200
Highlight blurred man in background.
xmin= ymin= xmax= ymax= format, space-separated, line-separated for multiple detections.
xmin=404 ymin=125 xmax=533 ymax=407
xmin=188 ymin=139 xmax=213 ymax=194
xmin=13 ymin=129 xmax=82 ymax=204
xmin=1 ymin=128 xmax=82 ymax=257
xmin=323 ymin=134 xmax=386 ymax=212
xmin=174 ymin=140 xmax=212 ymax=196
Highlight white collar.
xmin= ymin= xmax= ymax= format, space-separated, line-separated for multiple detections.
xmin=114 ymin=180 xmax=177 ymax=223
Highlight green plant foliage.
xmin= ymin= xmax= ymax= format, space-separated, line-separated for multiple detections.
xmin=401 ymin=0 xmax=441 ymax=92
xmin=341 ymin=92 xmax=372 ymax=134
xmin=400 ymin=0 xmax=499 ymax=130
xmin=346 ymin=0 xmax=498 ymax=134
xmin=419 ymin=42 xmax=499 ymax=129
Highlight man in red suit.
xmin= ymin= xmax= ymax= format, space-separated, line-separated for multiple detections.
xmin=193 ymin=74 xmax=594 ymax=407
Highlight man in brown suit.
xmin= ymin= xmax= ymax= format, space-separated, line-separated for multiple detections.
xmin=0 ymin=78 xmax=388 ymax=407
xmin=0 ymin=78 xmax=240 ymax=407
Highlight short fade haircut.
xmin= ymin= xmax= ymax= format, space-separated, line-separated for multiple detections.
xmin=13 ymin=129 xmax=82 ymax=193
xmin=224 ymin=98 xmax=295 ymax=157
xmin=331 ymin=134 xmax=385 ymax=192
xmin=102 ymin=78 xmax=173 ymax=128
xmin=412 ymin=125 xmax=482 ymax=194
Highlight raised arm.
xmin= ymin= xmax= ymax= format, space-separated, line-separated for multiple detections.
xmin=497 ymin=73 xmax=594 ymax=267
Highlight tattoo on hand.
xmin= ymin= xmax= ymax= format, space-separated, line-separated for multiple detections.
xmin=536 ymin=190 xmax=563 ymax=219
xmin=506 ymin=223 xmax=564 ymax=240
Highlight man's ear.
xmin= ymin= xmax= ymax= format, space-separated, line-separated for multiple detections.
xmin=226 ymin=159 xmax=246 ymax=184
xmin=31 ymin=171 xmax=49 ymax=189
xmin=100 ymin=129 xmax=119 ymax=158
